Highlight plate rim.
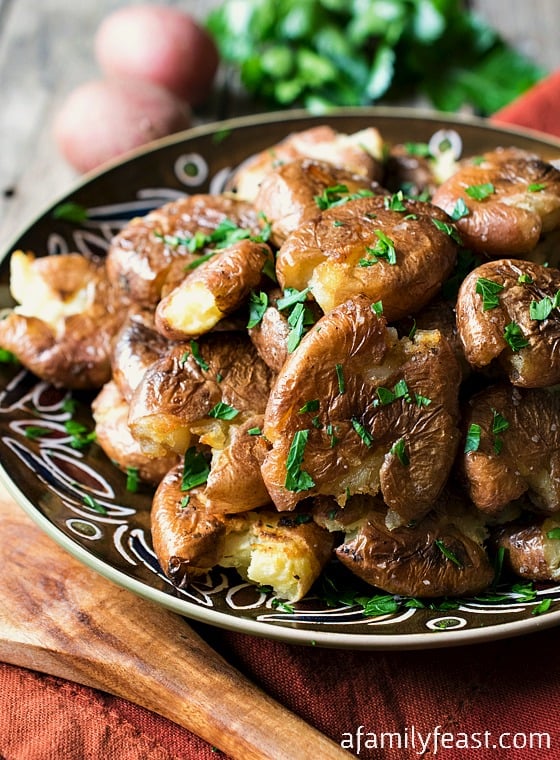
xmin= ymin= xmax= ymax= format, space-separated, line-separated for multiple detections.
xmin=3 ymin=106 xmax=560 ymax=650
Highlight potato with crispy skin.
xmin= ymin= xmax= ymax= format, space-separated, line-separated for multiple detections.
xmin=155 ymin=240 xmax=274 ymax=340
xmin=335 ymin=495 xmax=493 ymax=598
xmin=111 ymin=307 xmax=173 ymax=402
xmin=203 ymin=415 xmax=271 ymax=513
xmin=462 ymin=384 xmax=560 ymax=516
xmin=494 ymin=515 xmax=560 ymax=582
xmin=276 ymin=195 xmax=458 ymax=319
xmin=106 ymin=194 xmax=263 ymax=307
xmin=151 ymin=462 xmax=333 ymax=600
xmin=129 ymin=333 xmax=274 ymax=457
xmin=231 ymin=125 xmax=384 ymax=202
xmin=432 ymin=148 xmax=560 ymax=256
xmin=0 ymin=251 xmax=126 ymax=389
xmin=92 ymin=380 xmax=179 ymax=484
xmin=254 ymin=158 xmax=387 ymax=247
xmin=261 ymin=295 xmax=462 ymax=527
xmin=248 ymin=288 xmax=323 ymax=373
xmin=456 ymin=259 xmax=560 ymax=387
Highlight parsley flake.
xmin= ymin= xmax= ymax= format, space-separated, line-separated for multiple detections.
xmin=465 ymin=182 xmax=495 ymax=201
xmin=335 ymin=364 xmax=345 ymax=394
xmin=451 ymin=198 xmax=469 ymax=220
xmin=83 ymin=494 xmax=107 ymax=514
xmin=528 ymin=182 xmax=546 ymax=192
xmin=208 ymin=402 xmax=239 ymax=420
xmin=247 ymin=291 xmax=268 ymax=328
xmin=181 ymin=447 xmax=210 ymax=491
xmin=126 ymin=467 xmax=140 ymax=492
xmin=431 ymin=218 xmax=462 ymax=244
xmin=547 ymin=528 xmax=560 ymax=540
xmin=285 ymin=429 xmax=315 ymax=492
xmin=476 ymin=277 xmax=504 ymax=310
xmin=464 ymin=423 xmax=481 ymax=453
xmin=299 ymin=399 xmax=320 ymax=414
xmin=435 ymin=539 xmax=463 ymax=568
xmin=503 ymin=322 xmax=529 ymax=352
xmin=391 ymin=438 xmax=409 ymax=466
xmin=351 ymin=418 xmax=373 ymax=448
xmin=190 ymin=340 xmax=209 ymax=371
xmin=384 ymin=191 xmax=407 ymax=212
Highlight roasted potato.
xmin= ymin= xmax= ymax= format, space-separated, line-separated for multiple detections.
xmin=336 ymin=495 xmax=493 ymax=598
xmin=275 ymin=195 xmax=459 ymax=319
xmin=432 ymin=148 xmax=560 ymax=256
xmin=129 ymin=333 xmax=274 ymax=457
xmin=261 ymin=295 xmax=461 ymax=527
xmin=111 ymin=306 xmax=173 ymax=402
xmin=151 ymin=462 xmax=333 ymax=601
xmin=155 ymin=240 xmax=274 ymax=339
xmin=231 ymin=125 xmax=384 ymax=202
xmin=106 ymin=194 xmax=263 ymax=306
xmin=494 ymin=515 xmax=560 ymax=581
xmin=254 ymin=158 xmax=387 ymax=247
xmin=462 ymin=384 xmax=560 ymax=515
xmin=203 ymin=415 xmax=271 ymax=513
xmin=0 ymin=251 xmax=126 ymax=389
xmin=92 ymin=380 xmax=179 ymax=484
xmin=456 ymin=259 xmax=560 ymax=387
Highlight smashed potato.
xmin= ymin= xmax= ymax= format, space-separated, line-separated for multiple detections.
xmin=276 ymin=195 xmax=459 ymax=319
xmin=456 ymin=259 xmax=560 ymax=387
xmin=262 ymin=295 xmax=461 ymax=527
xmin=433 ymin=147 xmax=560 ymax=256
xmin=0 ymin=251 xmax=125 ymax=388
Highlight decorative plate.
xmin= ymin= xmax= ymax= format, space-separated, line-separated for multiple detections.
xmin=2 ymin=108 xmax=560 ymax=650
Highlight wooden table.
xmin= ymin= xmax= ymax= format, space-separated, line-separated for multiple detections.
xmin=0 ymin=0 xmax=559 ymax=256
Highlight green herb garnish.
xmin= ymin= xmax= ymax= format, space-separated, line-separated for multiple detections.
xmin=503 ymin=322 xmax=529 ymax=352
xmin=435 ymin=539 xmax=463 ymax=568
xmin=52 ymin=202 xmax=89 ymax=223
xmin=208 ymin=402 xmax=239 ymax=420
xmin=351 ymin=418 xmax=373 ymax=448
xmin=528 ymin=182 xmax=546 ymax=192
xmin=83 ymin=494 xmax=107 ymax=514
xmin=126 ymin=467 xmax=140 ymax=493
xmin=285 ymin=429 xmax=315 ymax=492
xmin=450 ymin=198 xmax=469 ymax=220
xmin=190 ymin=340 xmax=210 ymax=371
xmin=391 ymin=437 xmax=409 ymax=466
xmin=335 ymin=363 xmax=345 ymax=394
xmin=299 ymin=399 xmax=320 ymax=414
xmin=475 ymin=277 xmax=504 ymax=310
xmin=464 ymin=423 xmax=481 ymax=453
xmin=465 ymin=182 xmax=495 ymax=201
xmin=181 ymin=447 xmax=210 ymax=491
xmin=247 ymin=291 xmax=268 ymax=328
xmin=384 ymin=191 xmax=407 ymax=212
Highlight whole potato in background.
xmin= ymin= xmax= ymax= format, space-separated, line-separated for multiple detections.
xmin=52 ymin=78 xmax=191 ymax=173
xmin=94 ymin=4 xmax=219 ymax=106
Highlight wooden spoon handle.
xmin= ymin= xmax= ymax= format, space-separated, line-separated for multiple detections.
xmin=0 ymin=490 xmax=349 ymax=760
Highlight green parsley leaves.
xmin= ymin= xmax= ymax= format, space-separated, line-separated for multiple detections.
xmin=359 ymin=230 xmax=397 ymax=267
xmin=464 ymin=423 xmax=481 ymax=453
xmin=208 ymin=402 xmax=239 ymax=420
xmin=181 ymin=447 xmax=210 ymax=491
xmin=465 ymin=183 xmax=495 ymax=201
xmin=476 ymin=277 xmax=504 ymax=310
xmin=247 ymin=291 xmax=269 ymax=328
xmin=503 ymin=322 xmax=529 ymax=352
xmin=285 ymin=429 xmax=315 ymax=492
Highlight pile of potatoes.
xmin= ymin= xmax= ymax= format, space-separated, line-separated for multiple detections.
xmin=4 ymin=121 xmax=560 ymax=604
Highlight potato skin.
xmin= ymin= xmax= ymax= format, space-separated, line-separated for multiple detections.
xmin=432 ymin=147 xmax=560 ymax=256
xmin=254 ymin=158 xmax=386 ymax=247
xmin=262 ymin=295 xmax=461 ymax=525
xmin=92 ymin=380 xmax=179 ymax=484
xmin=456 ymin=259 xmax=560 ymax=387
xmin=129 ymin=333 xmax=274 ymax=457
xmin=0 ymin=252 xmax=126 ymax=389
xmin=151 ymin=464 xmax=226 ymax=586
xmin=204 ymin=415 xmax=272 ymax=513
xmin=106 ymin=194 xmax=262 ymax=307
xmin=494 ymin=515 xmax=560 ymax=581
xmin=276 ymin=195 xmax=458 ymax=319
xmin=111 ymin=307 xmax=172 ymax=402
xmin=336 ymin=507 xmax=494 ymax=598
xmin=462 ymin=384 xmax=560 ymax=515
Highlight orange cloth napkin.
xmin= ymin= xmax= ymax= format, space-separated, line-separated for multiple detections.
xmin=2 ymin=72 xmax=560 ymax=760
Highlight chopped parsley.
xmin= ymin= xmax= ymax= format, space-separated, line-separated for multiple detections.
xmin=247 ymin=427 xmax=262 ymax=436
xmin=126 ymin=467 xmax=140 ymax=492
xmin=375 ymin=379 xmax=413 ymax=406
xmin=465 ymin=182 xmax=495 ymax=201
xmin=476 ymin=277 xmax=504 ymax=310
xmin=180 ymin=495 xmax=191 ymax=508
xmin=276 ymin=287 xmax=310 ymax=311
xmin=360 ymin=229 xmax=397 ymax=267
xmin=528 ymin=182 xmax=546 ymax=192
xmin=503 ymin=322 xmax=529 ymax=352
xmin=52 ymin=201 xmax=89 ymax=223
xmin=247 ymin=291 xmax=268 ymax=328
xmin=351 ymin=418 xmax=373 ymax=448
xmin=464 ymin=423 xmax=481 ymax=453
xmin=383 ymin=191 xmax=407 ymax=212
xmin=24 ymin=426 xmax=51 ymax=440
xmin=450 ymin=198 xmax=469 ymax=220
xmin=532 ymin=598 xmax=552 ymax=616
xmin=529 ymin=291 xmax=560 ymax=321
xmin=285 ymin=429 xmax=315 ymax=492
xmin=181 ymin=447 xmax=210 ymax=491
xmin=431 ymin=218 xmax=462 ymax=244
xmin=491 ymin=409 xmax=509 ymax=454
xmin=83 ymin=494 xmax=107 ymax=514
xmin=271 ymin=599 xmax=295 ymax=613
xmin=335 ymin=364 xmax=345 ymax=394
xmin=64 ymin=420 xmax=96 ymax=450
xmin=391 ymin=437 xmax=409 ymax=466
xmin=435 ymin=539 xmax=463 ymax=569
xmin=299 ymin=399 xmax=320 ymax=414
xmin=286 ymin=301 xmax=314 ymax=353
xmin=208 ymin=402 xmax=239 ymax=420
xmin=547 ymin=528 xmax=560 ymax=540
xmin=371 ymin=300 xmax=383 ymax=315
xmin=190 ymin=340 xmax=210 ymax=371
xmin=518 ymin=273 xmax=533 ymax=284
xmin=314 ymin=184 xmax=374 ymax=210
xmin=0 ymin=348 xmax=18 ymax=364
xmin=403 ymin=142 xmax=432 ymax=158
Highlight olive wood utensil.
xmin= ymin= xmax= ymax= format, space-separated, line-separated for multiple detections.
xmin=0 ymin=486 xmax=349 ymax=760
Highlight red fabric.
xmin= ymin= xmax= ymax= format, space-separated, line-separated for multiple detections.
xmin=4 ymin=74 xmax=560 ymax=760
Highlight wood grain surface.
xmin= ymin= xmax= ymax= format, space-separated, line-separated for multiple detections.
xmin=0 ymin=483 xmax=350 ymax=760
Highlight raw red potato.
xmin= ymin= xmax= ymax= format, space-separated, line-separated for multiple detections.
xmin=94 ymin=5 xmax=219 ymax=106
xmin=53 ymin=78 xmax=191 ymax=173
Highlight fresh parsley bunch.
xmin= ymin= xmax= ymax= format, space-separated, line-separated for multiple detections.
xmin=206 ymin=0 xmax=545 ymax=115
